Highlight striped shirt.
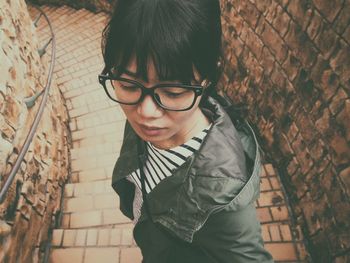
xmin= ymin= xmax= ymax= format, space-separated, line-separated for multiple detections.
xmin=126 ymin=123 xmax=212 ymax=223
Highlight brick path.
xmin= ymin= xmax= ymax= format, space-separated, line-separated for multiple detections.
xmin=29 ymin=4 xmax=309 ymax=263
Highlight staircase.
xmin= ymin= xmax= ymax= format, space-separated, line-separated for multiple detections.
xmin=28 ymin=4 xmax=309 ymax=263
xmin=28 ymin=4 xmax=142 ymax=262
xmin=50 ymin=179 xmax=141 ymax=263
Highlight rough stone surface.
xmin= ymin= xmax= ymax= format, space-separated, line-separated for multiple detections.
xmin=0 ymin=0 xmax=69 ymax=262
xmin=221 ymin=0 xmax=350 ymax=261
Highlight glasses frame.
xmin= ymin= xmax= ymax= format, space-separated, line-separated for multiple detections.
xmin=98 ymin=73 xmax=210 ymax=111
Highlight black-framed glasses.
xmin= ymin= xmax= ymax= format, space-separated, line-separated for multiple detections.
xmin=98 ymin=72 xmax=210 ymax=111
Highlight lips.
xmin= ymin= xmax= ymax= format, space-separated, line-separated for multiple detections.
xmin=140 ymin=124 xmax=164 ymax=130
xmin=138 ymin=124 xmax=165 ymax=136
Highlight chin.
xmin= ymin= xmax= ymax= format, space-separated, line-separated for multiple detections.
xmin=136 ymin=129 xmax=165 ymax=141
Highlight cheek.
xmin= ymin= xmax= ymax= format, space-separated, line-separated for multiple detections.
xmin=167 ymin=109 xmax=197 ymax=126
xmin=120 ymin=105 xmax=135 ymax=118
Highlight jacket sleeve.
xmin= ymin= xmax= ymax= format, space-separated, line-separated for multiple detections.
xmin=192 ymin=203 xmax=274 ymax=263
xmin=134 ymin=219 xmax=214 ymax=263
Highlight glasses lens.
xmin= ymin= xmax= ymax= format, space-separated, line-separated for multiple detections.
xmin=154 ymin=86 xmax=196 ymax=110
xmin=106 ymin=79 xmax=142 ymax=104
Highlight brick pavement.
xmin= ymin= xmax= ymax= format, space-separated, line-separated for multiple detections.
xmin=29 ymin=4 xmax=309 ymax=263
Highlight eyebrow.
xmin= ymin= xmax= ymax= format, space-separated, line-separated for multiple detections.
xmin=122 ymin=68 xmax=138 ymax=78
xmin=122 ymin=68 xmax=159 ymax=83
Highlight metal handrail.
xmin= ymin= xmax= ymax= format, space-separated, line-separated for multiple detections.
xmin=0 ymin=6 xmax=56 ymax=203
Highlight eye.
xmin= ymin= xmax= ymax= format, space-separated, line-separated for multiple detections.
xmin=121 ymin=83 xmax=136 ymax=89
xmin=112 ymin=80 xmax=140 ymax=91
xmin=164 ymin=91 xmax=184 ymax=97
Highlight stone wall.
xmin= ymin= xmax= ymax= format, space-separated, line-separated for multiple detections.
xmin=0 ymin=0 xmax=70 ymax=262
xmin=219 ymin=0 xmax=350 ymax=262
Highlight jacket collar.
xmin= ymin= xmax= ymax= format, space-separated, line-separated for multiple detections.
xmin=112 ymin=96 xmax=248 ymax=184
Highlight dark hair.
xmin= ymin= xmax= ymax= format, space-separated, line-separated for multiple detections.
xmin=101 ymin=0 xmax=223 ymax=98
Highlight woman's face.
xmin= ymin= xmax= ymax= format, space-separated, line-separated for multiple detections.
xmin=119 ymin=58 xmax=209 ymax=149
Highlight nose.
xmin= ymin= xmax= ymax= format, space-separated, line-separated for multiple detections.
xmin=137 ymin=94 xmax=163 ymax=118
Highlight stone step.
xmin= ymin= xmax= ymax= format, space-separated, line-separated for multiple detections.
xmin=61 ymin=209 xmax=131 ymax=229
xmin=70 ymin=107 xmax=125 ymax=128
xmin=265 ymin=242 xmax=300 ymax=262
xmin=70 ymin=155 xmax=116 ymax=175
xmin=71 ymin=121 xmax=125 ymax=142
xmin=70 ymin=143 xmax=120 ymax=161
xmin=72 ymin=133 xmax=124 ymax=149
xmin=64 ymin=179 xmax=113 ymax=198
xmin=256 ymin=204 xmax=290 ymax=223
xmin=63 ymin=193 xmax=119 ymax=213
xmin=260 ymin=222 xmax=295 ymax=243
xmin=49 ymin=247 xmax=142 ymax=263
xmin=51 ymin=224 xmax=136 ymax=248
xmin=52 ymin=7 xmax=91 ymax=27
xmin=71 ymin=168 xmax=114 ymax=183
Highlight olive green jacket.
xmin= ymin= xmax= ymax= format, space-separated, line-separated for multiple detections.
xmin=112 ymin=96 xmax=274 ymax=262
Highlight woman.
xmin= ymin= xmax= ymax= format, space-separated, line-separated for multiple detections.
xmin=99 ymin=0 xmax=274 ymax=262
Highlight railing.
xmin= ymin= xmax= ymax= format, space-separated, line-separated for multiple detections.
xmin=0 ymin=5 xmax=56 ymax=203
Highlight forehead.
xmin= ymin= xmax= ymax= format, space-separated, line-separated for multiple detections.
xmin=124 ymin=57 xmax=159 ymax=82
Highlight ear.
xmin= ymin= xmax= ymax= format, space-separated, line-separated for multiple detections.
xmin=192 ymin=65 xmax=202 ymax=83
